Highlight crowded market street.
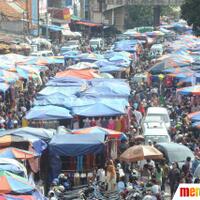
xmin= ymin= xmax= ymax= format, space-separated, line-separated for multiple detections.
xmin=0 ymin=1 xmax=200 ymax=200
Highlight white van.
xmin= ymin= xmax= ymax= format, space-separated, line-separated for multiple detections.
xmin=141 ymin=115 xmax=163 ymax=131
xmin=143 ymin=121 xmax=171 ymax=144
xmin=146 ymin=107 xmax=171 ymax=129
xmin=89 ymin=38 xmax=104 ymax=50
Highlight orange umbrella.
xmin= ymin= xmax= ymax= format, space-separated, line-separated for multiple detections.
xmin=56 ymin=69 xmax=101 ymax=80
xmin=120 ymin=145 xmax=163 ymax=163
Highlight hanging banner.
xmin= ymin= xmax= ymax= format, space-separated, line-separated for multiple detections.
xmin=63 ymin=8 xmax=71 ymax=22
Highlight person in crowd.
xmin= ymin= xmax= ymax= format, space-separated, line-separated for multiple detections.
xmin=154 ymin=163 xmax=163 ymax=186
xmin=160 ymin=160 xmax=169 ymax=191
xmin=96 ymin=166 xmax=106 ymax=183
xmin=106 ymin=159 xmax=117 ymax=191
xmin=168 ymin=162 xmax=180 ymax=197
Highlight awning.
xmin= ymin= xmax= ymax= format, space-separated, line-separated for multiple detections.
xmin=74 ymin=20 xmax=103 ymax=27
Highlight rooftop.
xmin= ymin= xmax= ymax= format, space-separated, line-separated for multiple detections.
xmin=0 ymin=0 xmax=25 ymax=21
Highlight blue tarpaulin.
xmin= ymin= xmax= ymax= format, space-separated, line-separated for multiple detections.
xmin=113 ymin=40 xmax=138 ymax=52
xmin=46 ymin=77 xmax=87 ymax=87
xmin=72 ymin=98 xmax=127 ymax=117
xmin=49 ymin=133 xmax=105 ymax=180
xmin=34 ymin=94 xmax=97 ymax=108
xmin=82 ymin=83 xmax=130 ymax=97
xmin=49 ymin=133 xmax=105 ymax=156
xmin=1 ymin=127 xmax=55 ymax=142
xmin=38 ymin=86 xmax=81 ymax=96
xmin=25 ymin=105 xmax=72 ymax=120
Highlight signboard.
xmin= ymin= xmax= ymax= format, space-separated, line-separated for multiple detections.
xmin=49 ymin=8 xmax=71 ymax=22
xmin=63 ymin=8 xmax=71 ymax=22
xmin=39 ymin=0 xmax=47 ymax=14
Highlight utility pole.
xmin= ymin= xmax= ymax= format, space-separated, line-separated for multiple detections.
xmin=46 ymin=0 xmax=49 ymax=39
xmin=37 ymin=0 xmax=40 ymax=36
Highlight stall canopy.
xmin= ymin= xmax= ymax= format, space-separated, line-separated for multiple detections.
xmin=49 ymin=132 xmax=105 ymax=182
xmin=25 ymin=105 xmax=72 ymax=120
xmin=74 ymin=19 xmax=103 ymax=27
xmin=46 ymin=77 xmax=87 ymax=87
xmin=72 ymin=126 xmax=126 ymax=139
xmin=177 ymin=85 xmax=200 ymax=96
xmin=0 ymin=134 xmax=47 ymax=155
xmin=56 ymin=69 xmax=101 ymax=80
xmin=0 ymin=171 xmax=35 ymax=194
xmin=0 ymin=127 xmax=55 ymax=142
xmin=0 ymin=158 xmax=27 ymax=178
xmin=49 ymin=132 xmax=105 ymax=157
xmin=72 ymin=99 xmax=127 ymax=117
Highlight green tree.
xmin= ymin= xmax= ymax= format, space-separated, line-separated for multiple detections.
xmin=181 ymin=0 xmax=200 ymax=36
xmin=126 ymin=5 xmax=179 ymax=29
xmin=125 ymin=6 xmax=154 ymax=29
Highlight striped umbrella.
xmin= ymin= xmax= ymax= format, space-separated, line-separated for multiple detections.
xmin=177 ymin=85 xmax=200 ymax=96
xmin=0 ymin=147 xmax=36 ymax=160
xmin=0 ymin=171 xmax=34 ymax=194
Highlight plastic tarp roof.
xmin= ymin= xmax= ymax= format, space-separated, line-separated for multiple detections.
xmin=95 ymin=59 xmax=126 ymax=72
xmin=0 ymin=134 xmax=47 ymax=155
xmin=99 ymin=65 xmax=125 ymax=73
xmin=49 ymin=132 xmax=105 ymax=181
xmin=46 ymin=76 xmax=87 ymax=87
xmin=38 ymin=86 xmax=81 ymax=96
xmin=1 ymin=127 xmax=55 ymax=142
xmin=49 ymin=132 xmax=105 ymax=156
xmin=34 ymin=95 xmax=97 ymax=108
xmin=113 ymin=40 xmax=138 ymax=52
xmin=81 ymin=82 xmax=130 ymax=97
xmin=177 ymin=85 xmax=200 ymax=96
xmin=68 ymin=62 xmax=98 ymax=70
xmin=56 ymin=69 xmax=101 ymax=80
xmin=72 ymin=98 xmax=128 ymax=117
xmin=0 ymin=158 xmax=27 ymax=178
xmin=25 ymin=105 xmax=72 ymax=120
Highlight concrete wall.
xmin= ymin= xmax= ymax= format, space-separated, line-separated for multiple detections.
xmin=0 ymin=17 xmax=23 ymax=34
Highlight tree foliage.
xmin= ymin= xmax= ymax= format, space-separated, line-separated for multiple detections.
xmin=126 ymin=5 xmax=179 ymax=29
xmin=181 ymin=0 xmax=200 ymax=36
xmin=126 ymin=6 xmax=154 ymax=29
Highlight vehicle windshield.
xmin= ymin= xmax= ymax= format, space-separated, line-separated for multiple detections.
xmin=145 ymin=135 xmax=169 ymax=143
xmin=148 ymin=114 xmax=169 ymax=123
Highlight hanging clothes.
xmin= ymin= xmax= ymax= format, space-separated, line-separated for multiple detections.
xmin=83 ymin=118 xmax=90 ymax=128
xmin=107 ymin=118 xmax=115 ymax=130
xmin=101 ymin=117 xmax=108 ymax=128
xmin=96 ymin=118 xmax=102 ymax=127
xmin=120 ymin=116 xmax=126 ymax=132
xmin=115 ymin=117 xmax=121 ymax=131
xmin=90 ymin=118 xmax=96 ymax=127
xmin=110 ymin=141 xmax=118 ymax=160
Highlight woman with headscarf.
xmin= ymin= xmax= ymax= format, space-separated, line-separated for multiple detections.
xmin=106 ymin=160 xmax=116 ymax=191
